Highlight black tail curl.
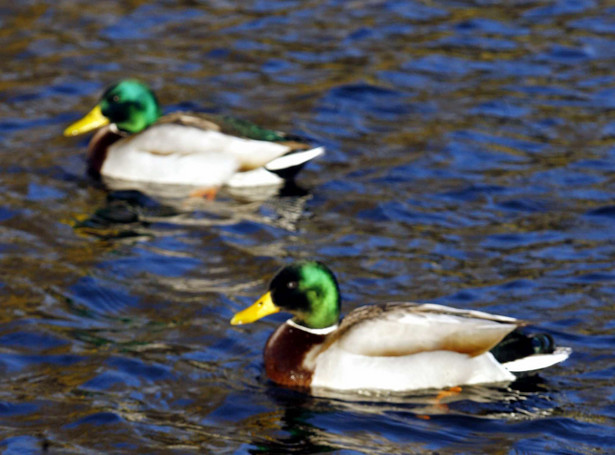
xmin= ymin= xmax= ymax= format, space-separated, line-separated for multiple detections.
xmin=490 ymin=330 xmax=555 ymax=364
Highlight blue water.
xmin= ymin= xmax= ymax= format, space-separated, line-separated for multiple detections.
xmin=1 ymin=1 xmax=614 ymax=453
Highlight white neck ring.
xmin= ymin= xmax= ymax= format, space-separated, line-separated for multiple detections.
xmin=286 ymin=318 xmax=338 ymax=335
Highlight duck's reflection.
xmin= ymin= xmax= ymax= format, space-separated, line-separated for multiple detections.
xmin=245 ymin=388 xmax=336 ymax=455
xmin=73 ymin=190 xmax=176 ymax=240
xmin=242 ymin=374 xmax=562 ymax=453
xmin=310 ymin=374 xmax=558 ymax=419
xmin=74 ymin=180 xmax=313 ymax=239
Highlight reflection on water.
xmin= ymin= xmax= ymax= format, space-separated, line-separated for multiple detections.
xmin=1 ymin=0 xmax=615 ymax=453
xmin=74 ymin=184 xmax=313 ymax=242
xmin=241 ymin=376 xmax=563 ymax=454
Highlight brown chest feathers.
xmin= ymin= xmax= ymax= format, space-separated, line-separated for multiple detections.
xmin=263 ymin=322 xmax=328 ymax=388
xmin=86 ymin=126 xmax=123 ymax=178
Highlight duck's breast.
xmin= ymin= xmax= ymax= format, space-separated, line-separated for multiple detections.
xmin=264 ymin=322 xmax=328 ymax=388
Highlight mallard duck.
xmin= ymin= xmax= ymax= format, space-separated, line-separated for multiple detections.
xmin=231 ymin=261 xmax=571 ymax=393
xmin=63 ymin=80 xmax=324 ymax=193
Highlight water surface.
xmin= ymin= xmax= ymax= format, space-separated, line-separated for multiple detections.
xmin=1 ymin=1 xmax=614 ymax=453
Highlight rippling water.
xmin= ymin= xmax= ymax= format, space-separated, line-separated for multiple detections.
xmin=1 ymin=0 xmax=614 ymax=453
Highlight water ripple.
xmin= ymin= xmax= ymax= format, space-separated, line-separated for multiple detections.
xmin=0 ymin=0 xmax=614 ymax=453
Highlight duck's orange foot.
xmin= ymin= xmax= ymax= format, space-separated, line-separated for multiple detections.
xmin=428 ymin=386 xmax=463 ymax=412
xmin=190 ymin=187 xmax=218 ymax=200
xmin=436 ymin=386 xmax=462 ymax=402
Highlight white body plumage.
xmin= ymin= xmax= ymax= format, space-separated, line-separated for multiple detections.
xmin=100 ymin=123 xmax=324 ymax=188
xmin=297 ymin=303 xmax=570 ymax=392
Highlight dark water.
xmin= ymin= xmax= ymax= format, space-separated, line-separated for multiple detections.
xmin=1 ymin=0 xmax=614 ymax=453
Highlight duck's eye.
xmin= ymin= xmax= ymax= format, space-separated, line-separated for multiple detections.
xmin=111 ymin=95 xmax=120 ymax=103
xmin=287 ymin=281 xmax=298 ymax=290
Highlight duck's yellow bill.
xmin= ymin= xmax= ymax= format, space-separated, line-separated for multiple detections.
xmin=63 ymin=105 xmax=109 ymax=137
xmin=230 ymin=291 xmax=280 ymax=325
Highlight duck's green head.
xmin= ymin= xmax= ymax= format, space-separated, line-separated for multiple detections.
xmin=63 ymin=79 xmax=161 ymax=136
xmin=231 ymin=261 xmax=341 ymax=329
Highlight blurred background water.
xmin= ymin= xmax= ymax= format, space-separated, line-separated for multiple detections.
xmin=1 ymin=0 xmax=615 ymax=453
